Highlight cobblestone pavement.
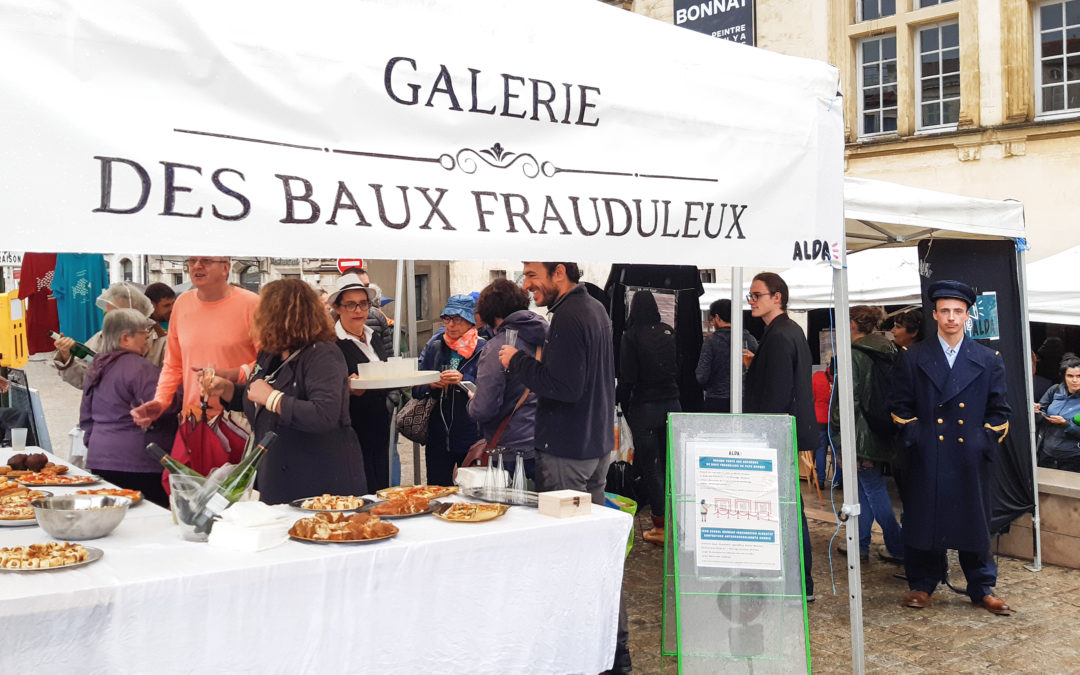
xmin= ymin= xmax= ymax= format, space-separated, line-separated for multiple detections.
xmin=621 ymin=487 xmax=1080 ymax=674
xmin=22 ymin=366 xmax=1080 ymax=674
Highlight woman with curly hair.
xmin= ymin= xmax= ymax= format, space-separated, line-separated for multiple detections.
xmin=203 ymin=279 xmax=367 ymax=503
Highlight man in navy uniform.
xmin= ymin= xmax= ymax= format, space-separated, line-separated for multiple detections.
xmin=891 ymin=280 xmax=1012 ymax=615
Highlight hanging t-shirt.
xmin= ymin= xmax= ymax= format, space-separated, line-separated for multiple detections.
xmin=17 ymin=252 xmax=60 ymax=355
xmin=50 ymin=253 xmax=108 ymax=343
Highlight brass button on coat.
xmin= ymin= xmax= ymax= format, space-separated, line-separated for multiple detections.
xmin=958 ymin=420 xmax=964 ymax=425
xmin=937 ymin=418 xmax=944 ymax=424
xmin=959 ymin=403 xmax=965 ymax=408
xmin=938 ymin=435 xmax=945 ymax=441
xmin=958 ymin=437 xmax=965 ymax=443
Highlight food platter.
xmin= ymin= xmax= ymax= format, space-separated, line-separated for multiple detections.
xmin=348 ymin=370 xmax=440 ymax=390
xmin=76 ymin=488 xmax=143 ymax=505
xmin=461 ymin=487 xmax=539 ymax=507
xmin=358 ymin=499 xmax=441 ymax=519
xmin=432 ymin=502 xmax=510 ymax=523
xmin=288 ymin=511 xmax=399 ymax=544
xmin=0 ymin=545 xmax=104 ymax=572
xmin=288 ymin=495 xmax=365 ymax=512
xmin=376 ymin=485 xmax=458 ymax=501
xmin=18 ymin=473 xmax=101 ymax=487
xmin=0 ymin=489 xmax=53 ymax=525
xmin=288 ymin=530 xmax=398 ymax=545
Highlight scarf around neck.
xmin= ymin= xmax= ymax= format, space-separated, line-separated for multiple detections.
xmin=443 ymin=327 xmax=479 ymax=359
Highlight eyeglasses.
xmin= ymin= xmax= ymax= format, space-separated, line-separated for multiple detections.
xmin=441 ymin=315 xmax=469 ymax=325
xmin=143 ymin=326 xmax=155 ymax=335
xmin=184 ymin=257 xmax=229 ymax=270
xmin=746 ymin=292 xmax=774 ymax=303
xmin=340 ymin=301 xmax=371 ymax=312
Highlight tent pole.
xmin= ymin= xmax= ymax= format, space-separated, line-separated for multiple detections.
xmin=388 ymin=259 xmax=405 ymax=486
xmin=405 ymin=260 xmax=422 ymax=485
xmin=833 ymin=254 xmax=865 ymax=674
xmin=730 ymin=267 xmax=743 ymax=414
xmin=1016 ymin=244 xmax=1042 ymax=572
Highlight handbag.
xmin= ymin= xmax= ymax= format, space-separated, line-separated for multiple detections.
xmin=396 ymin=395 xmax=435 ymax=444
xmin=463 ymin=346 xmax=542 ymax=467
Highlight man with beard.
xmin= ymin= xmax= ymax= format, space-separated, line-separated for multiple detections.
xmin=498 ymin=261 xmax=627 ymax=673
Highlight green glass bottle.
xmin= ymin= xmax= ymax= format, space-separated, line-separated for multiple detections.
xmin=192 ymin=431 xmax=278 ymax=534
xmin=144 ymin=443 xmax=204 ymax=478
xmin=49 ymin=331 xmax=95 ymax=360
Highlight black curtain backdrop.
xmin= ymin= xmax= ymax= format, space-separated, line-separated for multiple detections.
xmin=604 ymin=265 xmax=704 ymax=413
xmin=917 ymin=239 xmax=1035 ymax=537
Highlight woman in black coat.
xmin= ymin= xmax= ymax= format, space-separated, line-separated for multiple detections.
xmin=329 ymin=273 xmax=393 ymax=492
xmin=205 ymin=279 xmax=367 ymax=504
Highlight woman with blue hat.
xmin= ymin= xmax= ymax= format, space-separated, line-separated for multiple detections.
xmin=414 ymin=293 xmax=486 ymax=484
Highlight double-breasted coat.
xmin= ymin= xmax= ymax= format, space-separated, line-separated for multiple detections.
xmin=890 ymin=337 xmax=1010 ymax=552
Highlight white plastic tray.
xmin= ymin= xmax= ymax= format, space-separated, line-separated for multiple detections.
xmin=348 ymin=370 xmax=441 ymax=390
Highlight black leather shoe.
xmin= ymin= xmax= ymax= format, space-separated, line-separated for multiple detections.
xmin=604 ymin=651 xmax=632 ymax=674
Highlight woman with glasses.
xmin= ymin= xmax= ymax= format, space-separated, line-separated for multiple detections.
xmin=79 ymin=309 xmax=180 ymax=507
xmin=54 ymin=282 xmax=159 ymax=389
xmin=414 ymin=294 xmax=487 ymax=485
xmin=330 ymin=273 xmax=393 ymax=491
xmin=202 ymin=279 xmax=366 ymax=504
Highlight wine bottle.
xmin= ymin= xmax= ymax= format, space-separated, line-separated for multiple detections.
xmin=191 ymin=431 xmax=278 ymax=533
xmin=48 ymin=331 xmax=95 ymax=360
xmin=145 ymin=443 xmax=204 ymax=478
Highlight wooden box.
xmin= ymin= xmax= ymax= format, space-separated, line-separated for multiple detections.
xmin=538 ymin=489 xmax=592 ymax=518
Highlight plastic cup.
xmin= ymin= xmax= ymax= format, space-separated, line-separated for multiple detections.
xmin=11 ymin=428 xmax=27 ymax=451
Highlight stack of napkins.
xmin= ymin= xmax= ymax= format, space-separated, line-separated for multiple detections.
xmin=454 ymin=466 xmax=509 ymax=490
xmin=207 ymin=501 xmax=291 ymax=552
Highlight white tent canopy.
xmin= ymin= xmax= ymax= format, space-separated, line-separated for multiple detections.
xmin=0 ymin=0 xmax=842 ymax=268
xmin=844 ymin=176 xmax=1026 ymax=251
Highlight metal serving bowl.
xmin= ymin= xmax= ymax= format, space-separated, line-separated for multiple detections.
xmin=30 ymin=494 xmax=132 ymax=540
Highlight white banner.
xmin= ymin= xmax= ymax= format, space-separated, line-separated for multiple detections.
xmin=0 ymin=0 xmax=843 ymax=267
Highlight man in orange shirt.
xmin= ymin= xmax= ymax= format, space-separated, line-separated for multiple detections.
xmin=132 ymin=256 xmax=259 ymax=426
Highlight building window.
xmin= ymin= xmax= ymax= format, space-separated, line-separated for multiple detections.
xmin=699 ymin=268 xmax=717 ymax=284
xmin=916 ymin=22 xmax=960 ymax=130
xmin=172 ymin=273 xmax=183 ymax=286
xmin=917 ymin=0 xmax=956 ymax=7
xmin=239 ymin=264 xmax=260 ymax=292
xmin=490 ymin=269 xmax=506 ymax=281
xmin=858 ymin=34 xmax=898 ymax=136
xmin=120 ymin=258 xmax=133 ymax=282
xmin=1035 ymin=0 xmax=1080 ymax=116
xmin=858 ymin=0 xmax=895 ymax=21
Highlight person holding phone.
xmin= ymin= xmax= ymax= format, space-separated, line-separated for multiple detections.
xmin=1036 ymin=355 xmax=1080 ymax=472
xmin=414 ymin=294 xmax=486 ymax=485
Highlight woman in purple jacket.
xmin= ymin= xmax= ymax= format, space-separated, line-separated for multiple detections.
xmin=80 ymin=309 xmax=179 ymax=507
xmin=467 ymin=279 xmax=548 ymax=479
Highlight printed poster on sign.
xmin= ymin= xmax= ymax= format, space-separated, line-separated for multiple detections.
xmin=692 ymin=443 xmax=781 ymax=571
xmin=965 ymin=291 xmax=999 ymax=341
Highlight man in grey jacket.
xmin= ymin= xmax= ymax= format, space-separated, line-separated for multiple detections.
xmin=695 ymin=299 xmax=758 ymax=412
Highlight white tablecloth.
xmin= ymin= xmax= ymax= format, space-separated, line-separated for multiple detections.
xmin=0 ymin=449 xmax=632 ymax=674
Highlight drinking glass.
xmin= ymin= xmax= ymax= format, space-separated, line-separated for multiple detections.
xmin=495 ymin=450 xmax=506 ymax=500
xmin=512 ymin=451 xmax=526 ymax=502
xmin=10 ymin=427 xmax=27 ymax=451
xmin=503 ymin=329 xmax=518 ymax=373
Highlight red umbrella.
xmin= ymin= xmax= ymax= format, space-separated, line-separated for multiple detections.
xmin=161 ymin=402 xmax=248 ymax=494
